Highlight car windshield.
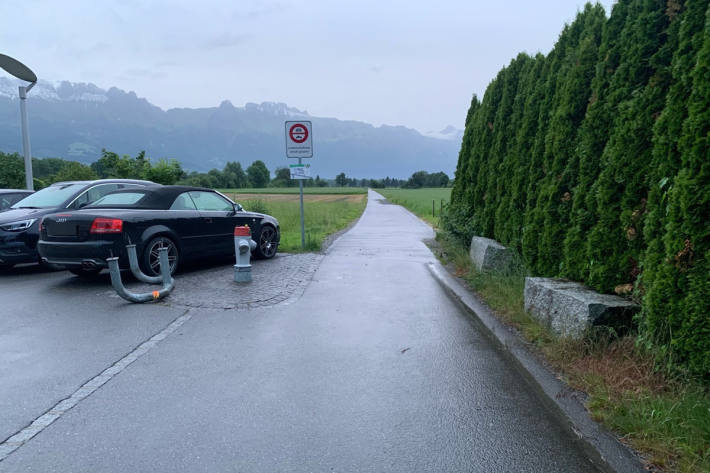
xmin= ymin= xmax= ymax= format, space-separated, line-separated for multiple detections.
xmin=11 ymin=183 xmax=86 ymax=209
xmin=88 ymin=192 xmax=147 ymax=207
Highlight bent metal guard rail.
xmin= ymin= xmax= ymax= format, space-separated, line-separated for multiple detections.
xmin=126 ymin=244 xmax=164 ymax=284
xmin=107 ymin=247 xmax=175 ymax=303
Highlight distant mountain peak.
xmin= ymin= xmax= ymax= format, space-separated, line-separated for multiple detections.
xmin=0 ymin=78 xmax=112 ymax=103
xmin=0 ymin=77 xmax=458 ymax=178
xmin=243 ymin=101 xmax=309 ymax=117
xmin=424 ymin=124 xmax=464 ymax=141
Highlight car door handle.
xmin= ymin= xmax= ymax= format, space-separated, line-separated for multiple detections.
xmin=203 ymin=217 xmax=213 ymax=223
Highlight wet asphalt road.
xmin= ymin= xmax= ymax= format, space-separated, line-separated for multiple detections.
xmin=0 ymin=190 xmax=602 ymax=472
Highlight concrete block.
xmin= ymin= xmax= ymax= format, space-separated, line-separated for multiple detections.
xmin=469 ymin=236 xmax=513 ymax=272
xmin=524 ymin=277 xmax=639 ymax=338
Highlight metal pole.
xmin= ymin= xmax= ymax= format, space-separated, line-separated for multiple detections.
xmin=299 ymin=157 xmax=305 ymax=249
xmin=18 ymin=85 xmax=34 ymax=190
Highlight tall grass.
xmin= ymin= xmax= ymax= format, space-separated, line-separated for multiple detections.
xmin=377 ymin=188 xmax=451 ymax=226
xmin=241 ymin=196 xmax=366 ymax=252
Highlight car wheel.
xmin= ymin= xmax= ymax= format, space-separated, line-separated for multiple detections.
xmin=142 ymin=236 xmax=179 ymax=277
xmin=69 ymin=268 xmax=103 ymax=279
xmin=255 ymin=225 xmax=278 ymax=259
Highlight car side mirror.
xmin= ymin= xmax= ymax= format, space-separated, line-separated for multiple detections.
xmin=77 ymin=201 xmax=89 ymax=209
xmin=235 ymin=203 xmax=243 ymax=212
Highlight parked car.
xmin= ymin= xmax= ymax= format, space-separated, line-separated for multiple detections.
xmin=0 ymin=189 xmax=34 ymax=211
xmin=38 ymin=185 xmax=280 ymax=278
xmin=0 ymin=179 xmax=155 ymax=269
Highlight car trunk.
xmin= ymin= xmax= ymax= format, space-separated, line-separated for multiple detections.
xmin=42 ymin=213 xmax=97 ymax=242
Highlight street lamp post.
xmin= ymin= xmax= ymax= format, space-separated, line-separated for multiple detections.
xmin=0 ymin=54 xmax=38 ymax=190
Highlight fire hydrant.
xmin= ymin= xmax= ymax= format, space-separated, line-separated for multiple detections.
xmin=234 ymin=225 xmax=256 ymax=283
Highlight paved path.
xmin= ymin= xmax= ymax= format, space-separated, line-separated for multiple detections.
xmin=0 ymin=190 xmax=602 ymax=472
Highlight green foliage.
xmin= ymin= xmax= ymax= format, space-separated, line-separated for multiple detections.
xmin=246 ymin=160 xmax=270 ymax=188
xmin=53 ymin=161 xmax=98 ymax=182
xmin=402 ymin=170 xmax=450 ymax=188
xmin=641 ymin=2 xmax=710 ymax=379
xmin=143 ymin=159 xmax=183 ymax=185
xmin=445 ymin=0 xmax=710 ymax=379
xmin=335 ymin=172 xmax=348 ymax=187
xmin=0 ymin=152 xmax=26 ymax=188
xmin=270 ymin=167 xmax=294 ymax=188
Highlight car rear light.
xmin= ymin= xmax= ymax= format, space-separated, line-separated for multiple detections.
xmin=39 ymin=218 xmax=44 ymax=232
xmin=90 ymin=218 xmax=123 ymax=234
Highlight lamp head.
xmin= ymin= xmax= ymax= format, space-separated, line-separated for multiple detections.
xmin=0 ymin=54 xmax=37 ymax=83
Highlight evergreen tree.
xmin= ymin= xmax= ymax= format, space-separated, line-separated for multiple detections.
xmin=641 ymin=0 xmax=709 ymax=346
xmin=536 ymin=5 xmax=606 ymax=274
xmin=586 ymin=0 xmax=673 ymax=291
xmin=561 ymin=0 xmax=633 ymax=280
xmin=642 ymin=1 xmax=710 ymax=377
xmin=521 ymin=23 xmax=574 ymax=272
xmin=499 ymin=55 xmax=546 ymax=252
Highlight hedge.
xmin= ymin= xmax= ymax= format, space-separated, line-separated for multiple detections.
xmin=445 ymin=0 xmax=710 ymax=379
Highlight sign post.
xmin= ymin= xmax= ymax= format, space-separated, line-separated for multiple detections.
xmin=285 ymin=121 xmax=313 ymax=249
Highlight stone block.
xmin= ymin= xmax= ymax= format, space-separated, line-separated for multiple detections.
xmin=524 ymin=277 xmax=639 ymax=338
xmin=469 ymin=236 xmax=513 ymax=272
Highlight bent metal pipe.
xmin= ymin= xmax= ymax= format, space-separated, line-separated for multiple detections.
xmin=107 ymin=247 xmax=174 ymax=303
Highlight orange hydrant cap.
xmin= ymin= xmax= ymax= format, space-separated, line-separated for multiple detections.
xmin=234 ymin=225 xmax=251 ymax=236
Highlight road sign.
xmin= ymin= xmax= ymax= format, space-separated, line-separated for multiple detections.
xmin=289 ymin=163 xmax=311 ymax=180
xmin=285 ymin=121 xmax=313 ymax=158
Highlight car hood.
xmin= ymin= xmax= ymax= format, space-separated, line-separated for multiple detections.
xmin=0 ymin=207 xmax=57 ymax=224
xmin=242 ymin=211 xmax=279 ymax=226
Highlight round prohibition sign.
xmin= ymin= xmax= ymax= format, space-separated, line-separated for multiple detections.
xmin=289 ymin=123 xmax=309 ymax=143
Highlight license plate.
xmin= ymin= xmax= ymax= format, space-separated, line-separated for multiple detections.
xmin=48 ymin=223 xmax=77 ymax=237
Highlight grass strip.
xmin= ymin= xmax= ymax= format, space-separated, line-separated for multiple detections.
xmin=219 ymin=187 xmax=367 ymax=195
xmin=377 ymin=188 xmax=451 ymax=226
xmin=238 ymin=195 xmax=366 ymax=252
xmin=432 ymin=231 xmax=709 ymax=473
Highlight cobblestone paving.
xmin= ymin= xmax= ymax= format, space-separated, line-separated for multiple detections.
xmin=162 ymin=253 xmax=324 ymax=310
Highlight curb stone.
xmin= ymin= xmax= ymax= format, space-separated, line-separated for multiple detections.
xmin=427 ymin=261 xmax=648 ymax=473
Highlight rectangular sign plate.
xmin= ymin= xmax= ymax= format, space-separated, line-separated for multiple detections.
xmin=285 ymin=121 xmax=313 ymax=158
xmin=289 ymin=163 xmax=311 ymax=180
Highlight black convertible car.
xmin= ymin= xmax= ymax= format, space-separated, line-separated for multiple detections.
xmin=0 ymin=179 xmax=154 ymax=269
xmin=38 ymin=186 xmax=280 ymax=278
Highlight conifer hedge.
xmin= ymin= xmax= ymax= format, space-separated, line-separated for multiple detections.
xmin=445 ymin=0 xmax=710 ymax=379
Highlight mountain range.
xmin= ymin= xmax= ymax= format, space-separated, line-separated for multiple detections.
xmin=0 ymin=79 xmax=462 ymax=178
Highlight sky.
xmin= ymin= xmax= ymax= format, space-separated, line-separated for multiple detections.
xmin=1 ymin=0 xmax=615 ymax=135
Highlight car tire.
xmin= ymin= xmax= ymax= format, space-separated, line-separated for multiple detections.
xmin=69 ymin=268 xmax=103 ymax=279
xmin=254 ymin=225 xmax=278 ymax=259
xmin=141 ymin=236 xmax=179 ymax=277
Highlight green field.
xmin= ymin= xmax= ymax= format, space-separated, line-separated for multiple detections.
xmin=234 ymin=193 xmax=367 ymax=252
xmin=219 ymin=187 xmax=367 ymax=195
xmin=377 ymin=188 xmax=452 ymax=225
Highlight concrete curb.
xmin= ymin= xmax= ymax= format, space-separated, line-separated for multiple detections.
xmin=427 ymin=262 xmax=647 ymax=473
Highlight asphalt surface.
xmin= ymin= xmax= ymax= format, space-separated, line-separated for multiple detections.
xmin=0 ymin=190 xmax=603 ymax=472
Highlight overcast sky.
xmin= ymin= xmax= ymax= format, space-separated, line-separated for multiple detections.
xmin=2 ymin=0 xmax=615 ymax=134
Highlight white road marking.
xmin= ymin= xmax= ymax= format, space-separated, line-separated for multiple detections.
xmin=0 ymin=310 xmax=193 ymax=462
